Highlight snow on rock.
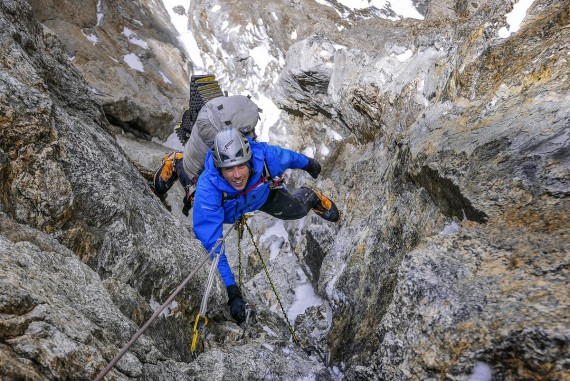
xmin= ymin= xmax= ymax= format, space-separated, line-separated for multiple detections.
xmin=498 ymin=0 xmax=537 ymax=38
xmin=124 ymin=52 xmax=144 ymax=72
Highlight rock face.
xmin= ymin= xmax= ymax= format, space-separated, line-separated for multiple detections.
xmin=1 ymin=0 xmax=568 ymax=380
xmin=271 ymin=0 xmax=569 ymax=380
xmin=26 ymin=0 xmax=190 ymax=140
xmin=0 ymin=214 xmax=193 ymax=380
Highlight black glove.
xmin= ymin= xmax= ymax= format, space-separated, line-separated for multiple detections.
xmin=303 ymin=157 xmax=321 ymax=179
xmin=227 ymin=285 xmax=247 ymax=323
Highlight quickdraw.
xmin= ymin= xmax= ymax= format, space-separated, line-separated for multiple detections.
xmin=94 ymin=222 xmax=238 ymax=381
xmin=189 ymin=236 xmax=225 ymax=358
xmin=190 ymin=312 xmax=208 ymax=358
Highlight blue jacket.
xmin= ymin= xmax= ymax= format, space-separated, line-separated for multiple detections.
xmin=193 ymin=139 xmax=309 ymax=287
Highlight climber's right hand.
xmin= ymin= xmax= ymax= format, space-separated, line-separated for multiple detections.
xmin=303 ymin=157 xmax=321 ymax=179
xmin=227 ymin=285 xmax=247 ymax=324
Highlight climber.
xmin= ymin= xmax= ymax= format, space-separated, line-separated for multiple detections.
xmin=152 ymin=95 xmax=260 ymax=215
xmin=193 ymin=128 xmax=341 ymax=324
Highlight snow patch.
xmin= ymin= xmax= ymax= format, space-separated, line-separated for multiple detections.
xmin=123 ymin=27 xmax=149 ymax=49
xmin=149 ymin=295 xmax=178 ymax=317
xmin=395 ymin=49 xmax=413 ymax=62
xmin=159 ymin=70 xmax=172 ymax=84
xmin=253 ymin=94 xmax=282 ymax=143
xmin=303 ymin=147 xmax=315 ymax=158
xmin=326 ymin=128 xmax=343 ymax=141
xmin=326 ymin=0 xmax=424 ymax=20
xmin=441 ymin=222 xmax=459 ymax=235
xmin=314 ymin=0 xmax=332 ymax=7
xmin=83 ymin=32 xmax=98 ymax=45
xmin=96 ymin=0 xmax=104 ymax=26
xmin=260 ymin=220 xmax=288 ymax=260
xmin=498 ymin=0 xmax=536 ymax=38
xmin=161 ymin=0 xmax=205 ymax=71
xmin=291 ymin=29 xmax=298 ymax=40
xmin=129 ymin=37 xmax=149 ymax=49
xmin=287 ymin=283 xmax=324 ymax=324
xmin=211 ymin=4 xmax=221 ymax=12
xmin=326 ymin=262 xmax=347 ymax=302
xmin=319 ymin=143 xmax=330 ymax=157
xmin=124 ymin=53 xmax=144 ymax=72
xmin=468 ymin=362 xmax=492 ymax=381
xmin=250 ymin=45 xmax=276 ymax=76
xmin=271 ymin=12 xmax=278 ymax=21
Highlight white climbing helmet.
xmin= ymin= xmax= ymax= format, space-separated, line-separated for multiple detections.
xmin=211 ymin=128 xmax=252 ymax=168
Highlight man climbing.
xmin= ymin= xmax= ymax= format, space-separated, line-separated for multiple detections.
xmin=193 ymin=128 xmax=341 ymax=324
xmin=153 ymin=95 xmax=259 ymax=214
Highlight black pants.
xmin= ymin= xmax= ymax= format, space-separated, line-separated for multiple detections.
xmin=259 ymin=187 xmax=317 ymax=220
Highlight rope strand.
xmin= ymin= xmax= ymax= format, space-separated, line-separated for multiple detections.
xmin=239 ymin=218 xmax=299 ymax=344
xmin=95 ymin=222 xmax=238 ymax=381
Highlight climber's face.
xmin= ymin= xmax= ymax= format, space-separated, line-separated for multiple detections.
xmin=221 ymin=163 xmax=250 ymax=191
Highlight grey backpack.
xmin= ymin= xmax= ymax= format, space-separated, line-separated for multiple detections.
xmin=181 ymin=91 xmax=261 ymax=180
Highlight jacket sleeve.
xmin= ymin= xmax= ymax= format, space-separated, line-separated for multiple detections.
xmin=192 ymin=178 xmax=236 ymax=287
xmin=261 ymin=143 xmax=310 ymax=176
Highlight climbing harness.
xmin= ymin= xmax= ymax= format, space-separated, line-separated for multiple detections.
xmin=94 ymin=222 xmax=238 ymax=381
xmin=236 ymin=215 xmax=299 ymax=344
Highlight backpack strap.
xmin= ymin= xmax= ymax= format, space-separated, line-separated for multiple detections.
xmin=263 ymin=159 xmax=284 ymax=189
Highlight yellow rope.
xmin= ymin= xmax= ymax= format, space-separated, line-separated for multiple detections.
xmin=240 ymin=217 xmax=299 ymax=344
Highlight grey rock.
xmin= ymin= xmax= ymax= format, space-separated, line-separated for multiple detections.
xmin=0 ymin=1 xmax=342 ymax=379
xmin=27 ymin=0 xmax=190 ymax=140
xmin=273 ymin=0 xmax=569 ymax=379
xmin=0 ymin=213 xmax=192 ymax=380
